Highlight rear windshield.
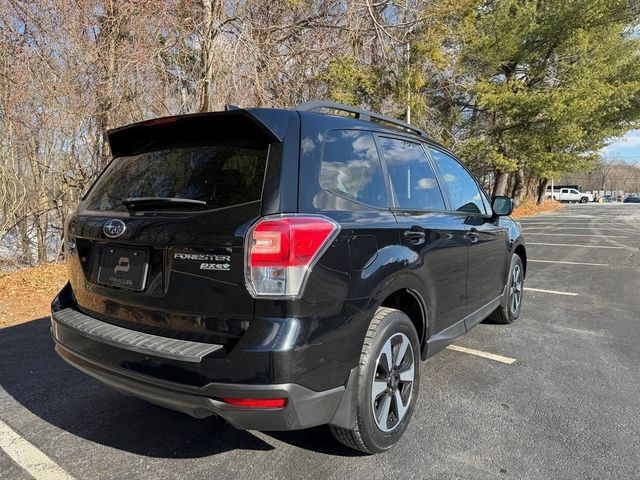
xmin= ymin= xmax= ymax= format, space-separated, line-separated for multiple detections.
xmin=84 ymin=145 xmax=269 ymax=212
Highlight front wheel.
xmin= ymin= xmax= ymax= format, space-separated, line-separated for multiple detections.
xmin=580 ymin=197 xmax=588 ymax=203
xmin=488 ymin=254 xmax=524 ymax=324
xmin=330 ymin=307 xmax=420 ymax=454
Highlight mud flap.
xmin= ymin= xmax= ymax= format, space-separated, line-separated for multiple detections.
xmin=328 ymin=366 xmax=360 ymax=429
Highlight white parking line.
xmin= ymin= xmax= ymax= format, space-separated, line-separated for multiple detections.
xmin=529 ymin=259 xmax=608 ymax=266
xmin=0 ymin=419 xmax=74 ymax=480
xmin=524 ymin=287 xmax=578 ymax=296
xmin=524 ymin=227 xmax=636 ymax=231
xmin=527 ymin=242 xmax=624 ymax=249
xmin=524 ymin=233 xmax=628 ymax=238
xmin=519 ymin=222 xmax=626 ymax=224
xmin=446 ymin=345 xmax=516 ymax=364
xmin=529 ymin=216 xmax=635 ymax=220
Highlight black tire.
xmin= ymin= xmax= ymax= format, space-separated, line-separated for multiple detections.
xmin=330 ymin=307 xmax=420 ymax=454
xmin=488 ymin=254 xmax=524 ymax=324
xmin=580 ymin=197 xmax=588 ymax=203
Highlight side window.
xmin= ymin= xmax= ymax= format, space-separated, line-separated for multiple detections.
xmin=570 ymin=189 xmax=579 ymax=194
xmin=378 ymin=137 xmax=445 ymax=210
xmin=320 ymin=130 xmax=387 ymax=208
xmin=429 ymin=148 xmax=486 ymax=215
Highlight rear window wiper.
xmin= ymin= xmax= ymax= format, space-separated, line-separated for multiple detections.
xmin=121 ymin=197 xmax=208 ymax=210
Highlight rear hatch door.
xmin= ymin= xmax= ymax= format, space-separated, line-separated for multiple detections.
xmin=66 ymin=110 xmax=293 ymax=344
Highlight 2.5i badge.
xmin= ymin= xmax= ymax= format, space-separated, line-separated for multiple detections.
xmin=199 ymin=262 xmax=231 ymax=271
xmin=173 ymin=252 xmax=231 ymax=271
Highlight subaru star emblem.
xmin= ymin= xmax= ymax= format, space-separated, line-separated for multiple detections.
xmin=103 ymin=219 xmax=126 ymax=238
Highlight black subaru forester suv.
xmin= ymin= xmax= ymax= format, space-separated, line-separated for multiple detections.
xmin=51 ymin=101 xmax=526 ymax=454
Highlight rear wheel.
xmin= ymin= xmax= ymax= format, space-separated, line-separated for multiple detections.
xmin=488 ymin=254 xmax=524 ymax=324
xmin=330 ymin=307 xmax=420 ymax=454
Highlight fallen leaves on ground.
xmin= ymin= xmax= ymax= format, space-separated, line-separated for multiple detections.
xmin=512 ymin=199 xmax=564 ymax=218
xmin=0 ymin=263 xmax=67 ymax=328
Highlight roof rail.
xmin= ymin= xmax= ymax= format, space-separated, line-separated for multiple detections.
xmin=295 ymin=101 xmax=430 ymax=139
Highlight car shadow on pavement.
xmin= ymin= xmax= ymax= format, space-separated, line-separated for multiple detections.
xmin=0 ymin=318 xmax=361 ymax=458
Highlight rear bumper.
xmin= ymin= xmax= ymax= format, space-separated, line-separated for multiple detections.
xmin=50 ymin=306 xmax=349 ymax=430
xmin=54 ymin=343 xmax=344 ymax=430
xmin=51 ymin=282 xmax=362 ymax=391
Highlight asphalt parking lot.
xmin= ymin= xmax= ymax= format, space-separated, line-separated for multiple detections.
xmin=1 ymin=204 xmax=639 ymax=480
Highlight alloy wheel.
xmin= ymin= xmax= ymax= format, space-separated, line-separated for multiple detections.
xmin=371 ymin=333 xmax=415 ymax=432
xmin=509 ymin=264 xmax=523 ymax=315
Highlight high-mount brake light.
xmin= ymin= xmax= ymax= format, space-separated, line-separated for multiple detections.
xmin=245 ymin=215 xmax=340 ymax=298
xmin=143 ymin=116 xmax=178 ymax=126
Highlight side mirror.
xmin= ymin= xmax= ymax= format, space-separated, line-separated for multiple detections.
xmin=492 ymin=196 xmax=514 ymax=216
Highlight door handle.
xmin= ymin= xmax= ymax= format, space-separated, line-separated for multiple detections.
xmin=465 ymin=228 xmax=480 ymax=243
xmin=404 ymin=228 xmax=426 ymax=245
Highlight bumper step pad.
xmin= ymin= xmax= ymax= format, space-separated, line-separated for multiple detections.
xmin=53 ymin=308 xmax=223 ymax=362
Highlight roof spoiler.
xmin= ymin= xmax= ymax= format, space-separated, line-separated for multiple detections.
xmin=107 ymin=109 xmax=290 ymax=158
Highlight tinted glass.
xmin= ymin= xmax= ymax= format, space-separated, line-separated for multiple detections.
xmin=84 ymin=145 xmax=268 ymax=212
xmin=379 ymin=137 xmax=445 ymax=210
xmin=429 ymin=148 xmax=486 ymax=214
xmin=320 ymin=130 xmax=387 ymax=208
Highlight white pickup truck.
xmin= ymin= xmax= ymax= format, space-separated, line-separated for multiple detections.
xmin=546 ymin=188 xmax=593 ymax=203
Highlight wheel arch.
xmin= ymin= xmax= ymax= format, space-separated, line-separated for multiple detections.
xmin=514 ymin=243 xmax=527 ymax=278
xmin=379 ymin=288 xmax=428 ymax=359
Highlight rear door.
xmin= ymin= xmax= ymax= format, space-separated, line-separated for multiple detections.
xmin=295 ymin=118 xmax=401 ymax=305
xmin=377 ymin=135 xmax=468 ymax=336
xmin=428 ymin=147 xmax=509 ymax=323
xmin=65 ymin=112 xmax=293 ymax=343
xmin=570 ymin=189 xmax=581 ymax=201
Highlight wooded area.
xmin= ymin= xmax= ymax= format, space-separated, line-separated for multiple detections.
xmin=1 ymin=0 xmax=640 ymax=268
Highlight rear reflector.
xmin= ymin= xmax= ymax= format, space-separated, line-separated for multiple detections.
xmin=222 ymin=398 xmax=287 ymax=408
xmin=245 ymin=215 xmax=340 ymax=298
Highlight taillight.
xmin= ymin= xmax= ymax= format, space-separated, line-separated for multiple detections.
xmin=245 ymin=215 xmax=340 ymax=298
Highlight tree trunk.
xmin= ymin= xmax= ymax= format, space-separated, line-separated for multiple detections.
xmin=55 ymin=199 xmax=67 ymax=262
xmin=493 ymin=171 xmax=510 ymax=196
xmin=197 ymin=0 xmax=222 ymax=112
xmin=511 ymin=167 xmax=525 ymax=206
xmin=36 ymin=213 xmax=48 ymax=264
xmin=536 ymin=178 xmax=549 ymax=205
xmin=525 ymin=174 xmax=537 ymax=199
xmin=97 ymin=1 xmax=120 ymax=166
xmin=17 ymin=219 xmax=33 ymax=266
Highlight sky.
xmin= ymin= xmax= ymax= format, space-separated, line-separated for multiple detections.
xmin=601 ymin=129 xmax=640 ymax=163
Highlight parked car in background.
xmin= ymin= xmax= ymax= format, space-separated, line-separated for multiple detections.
xmin=546 ymin=187 xmax=593 ymax=203
xmin=51 ymin=101 xmax=526 ymax=454
xmin=623 ymin=196 xmax=640 ymax=203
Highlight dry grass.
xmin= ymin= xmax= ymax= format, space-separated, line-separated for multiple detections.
xmin=0 ymin=263 xmax=68 ymax=328
xmin=511 ymin=199 xmax=564 ymax=219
